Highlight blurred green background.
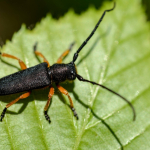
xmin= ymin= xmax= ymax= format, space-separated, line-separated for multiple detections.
xmin=0 ymin=0 xmax=149 ymax=43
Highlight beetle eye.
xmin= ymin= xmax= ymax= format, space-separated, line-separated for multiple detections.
xmin=70 ymin=70 xmax=75 ymax=76
xmin=69 ymin=70 xmax=76 ymax=79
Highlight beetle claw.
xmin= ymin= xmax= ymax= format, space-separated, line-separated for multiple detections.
xmin=0 ymin=108 xmax=7 ymax=122
xmin=44 ymin=111 xmax=51 ymax=123
xmin=71 ymin=108 xmax=79 ymax=120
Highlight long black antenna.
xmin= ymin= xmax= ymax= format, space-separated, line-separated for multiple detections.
xmin=72 ymin=2 xmax=116 ymax=63
xmin=76 ymin=74 xmax=136 ymax=121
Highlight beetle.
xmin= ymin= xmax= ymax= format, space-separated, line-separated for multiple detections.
xmin=0 ymin=2 xmax=136 ymax=123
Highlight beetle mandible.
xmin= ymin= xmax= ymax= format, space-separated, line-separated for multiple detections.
xmin=0 ymin=2 xmax=136 ymax=123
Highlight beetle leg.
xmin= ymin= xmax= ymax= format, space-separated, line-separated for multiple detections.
xmin=44 ymin=86 xmax=54 ymax=123
xmin=0 ymin=91 xmax=31 ymax=121
xmin=57 ymin=85 xmax=78 ymax=119
xmin=57 ymin=42 xmax=75 ymax=64
xmin=0 ymin=53 xmax=27 ymax=70
xmin=33 ymin=42 xmax=50 ymax=67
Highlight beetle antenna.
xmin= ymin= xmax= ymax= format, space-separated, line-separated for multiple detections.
xmin=72 ymin=2 xmax=116 ymax=63
xmin=76 ymin=74 xmax=136 ymax=121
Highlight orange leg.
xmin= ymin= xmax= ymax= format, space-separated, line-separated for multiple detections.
xmin=1 ymin=53 xmax=27 ymax=70
xmin=57 ymin=42 xmax=75 ymax=64
xmin=57 ymin=85 xmax=78 ymax=119
xmin=1 ymin=92 xmax=31 ymax=121
xmin=44 ymin=86 xmax=54 ymax=123
xmin=33 ymin=43 xmax=50 ymax=67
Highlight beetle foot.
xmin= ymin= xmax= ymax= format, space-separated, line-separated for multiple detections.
xmin=1 ymin=108 xmax=7 ymax=122
xmin=44 ymin=111 xmax=51 ymax=123
xmin=71 ymin=108 xmax=79 ymax=120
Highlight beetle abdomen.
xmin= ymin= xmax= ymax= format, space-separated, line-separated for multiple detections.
xmin=0 ymin=62 xmax=51 ymax=95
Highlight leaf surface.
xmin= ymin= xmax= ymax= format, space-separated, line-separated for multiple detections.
xmin=0 ymin=0 xmax=150 ymax=149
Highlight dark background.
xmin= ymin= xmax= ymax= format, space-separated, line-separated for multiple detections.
xmin=0 ymin=0 xmax=149 ymax=44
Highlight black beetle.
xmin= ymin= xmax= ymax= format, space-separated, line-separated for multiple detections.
xmin=0 ymin=2 xmax=135 ymax=123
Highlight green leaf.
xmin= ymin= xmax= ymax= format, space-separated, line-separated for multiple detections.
xmin=0 ymin=0 xmax=150 ymax=149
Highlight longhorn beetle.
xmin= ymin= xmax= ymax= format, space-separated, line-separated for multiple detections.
xmin=0 ymin=2 xmax=136 ymax=123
